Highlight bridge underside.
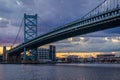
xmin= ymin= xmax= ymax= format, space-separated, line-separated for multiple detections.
xmin=39 ymin=19 xmax=120 ymax=45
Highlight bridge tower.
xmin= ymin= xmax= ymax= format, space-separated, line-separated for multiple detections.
xmin=24 ymin=13 xmax=37 ymax=42
xmin=24 ymin=13 xmax=38 ymax=61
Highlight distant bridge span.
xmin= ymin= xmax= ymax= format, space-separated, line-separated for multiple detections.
xmin=8 ymin=7 xmax=120 ymax=54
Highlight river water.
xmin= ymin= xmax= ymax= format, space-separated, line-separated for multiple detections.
xmin=0 ymin=63 xmax=120 ymax=80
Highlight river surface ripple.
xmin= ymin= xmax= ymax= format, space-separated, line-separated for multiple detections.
xmin=0 ymin=63 xmax=120 ymax=80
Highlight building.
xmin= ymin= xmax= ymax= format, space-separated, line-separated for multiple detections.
xmin=97 ymin=54 xmax=115 ymax=59
xmin=66 ymin=55 xmax=79 ymax=63
xmin=37 ymin=45 xmax=56 ymax=62
xmin=3 ymin=46 xmax=7 ymax=61
xmin=97 ymin=54 xmax=115 ymax=62
xmin=49 ymin=45 xmax=56 ymax=62
xmin=37 ymin=48 xmax=50 ymax=62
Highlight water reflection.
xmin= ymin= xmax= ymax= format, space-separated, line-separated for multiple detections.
xmin=0 ymin=64 xmax=119 ymax=80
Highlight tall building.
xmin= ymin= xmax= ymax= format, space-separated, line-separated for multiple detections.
xmin=3 ymin=46 xmax=7 ymax=61
xmin=37 ymin=48 xmax=50 ymax=62
xmin=37 ymin=45 xmax=56 ymax=62
xmin=49 ymin=45 xmax=56 ymax=62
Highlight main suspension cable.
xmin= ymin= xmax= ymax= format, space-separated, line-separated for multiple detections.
xmin=12 ymin=17 xmax=24 ymax=47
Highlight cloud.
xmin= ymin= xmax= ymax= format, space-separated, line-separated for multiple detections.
xmin=18 ymin=0 xmax=34 ymax=6
xmin=53 ymin=36 xmax=120 ymax=52
xmin=0 ymin=1 xmax=14 ymax=13
xmin=0 ymin=17 xmax=9 ymax=28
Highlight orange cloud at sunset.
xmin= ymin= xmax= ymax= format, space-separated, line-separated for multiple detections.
xmin=56 ymin=52 xmax=119 ymax=58
xmin=0 ymin=47 xmax=3 ymax=55
xmin=0 ymin=47 xmax=11 ymax=55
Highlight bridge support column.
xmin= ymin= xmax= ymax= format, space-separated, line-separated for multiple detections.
xmin=23 ymin=47 xmax=38 ymax=62
xmin=24 ymin=13 xmax=38 ymax=62
xmin=23 ymin=47 xmax=27 ymax=61
xmin=31 ymin=48 xmax=38 ymax=61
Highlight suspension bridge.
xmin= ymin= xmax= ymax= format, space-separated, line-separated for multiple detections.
xmin=6 ymin=0 xmax=120 ymax=62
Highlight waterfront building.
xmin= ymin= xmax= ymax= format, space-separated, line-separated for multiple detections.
xmin=97 ymin=54 xmax=115 ymax=62
xmin=37 ymin=48 xmax=50 ymax=62
xmin=97 ymin=54 xmax=115 ymax=58
xmin=66 ymin=55 xmax=79 ymax=63
xmin=114 ymin=57 xmax=120 ymax=63
xmin=3 ymin=46 xmax=7 ymax=61
xmin=37 ymin=45 xmax=56 ymax=62
xmin=49 ymin=45 xmax=56 ymax=62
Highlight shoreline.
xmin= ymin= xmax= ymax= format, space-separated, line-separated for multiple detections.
xmin=56 ymin=63 xmax=120 ymax=68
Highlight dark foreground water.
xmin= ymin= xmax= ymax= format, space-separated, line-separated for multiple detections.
xmin=0 ymin=64 xmax=120 ymax=80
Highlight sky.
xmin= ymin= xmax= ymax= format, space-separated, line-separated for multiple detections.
xmin=0 ymin=0 xmax=120 ymax=54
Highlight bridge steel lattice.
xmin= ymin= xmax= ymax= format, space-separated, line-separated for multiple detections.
xmin=24 ymin=13 xmax=38 ymax=61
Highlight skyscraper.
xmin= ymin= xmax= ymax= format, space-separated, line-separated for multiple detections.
xmin=3 ymin=46 xmax=7 ymax=61
xmin=49 ymin=45 xmax=56 ymax=62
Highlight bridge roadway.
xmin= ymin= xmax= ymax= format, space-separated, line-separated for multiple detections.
xmin=8 ymin=8 xmax=120 ymax=54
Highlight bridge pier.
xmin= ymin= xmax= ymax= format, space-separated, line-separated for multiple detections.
xmin=23 ymin=47 xmax=38 ymax=63
xmin=23 ymin=47 xmax=27 ymax=61
xmin=31 ymin=48 xmax=38 ymax=61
